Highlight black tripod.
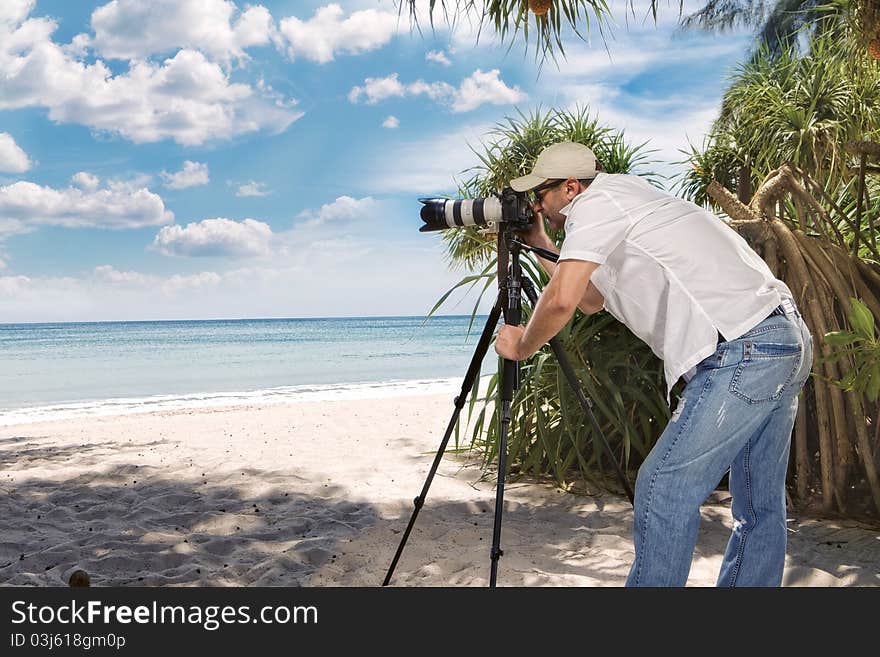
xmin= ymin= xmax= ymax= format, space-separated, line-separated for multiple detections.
xmin=383 ymin=226 xmax=634 ymax=587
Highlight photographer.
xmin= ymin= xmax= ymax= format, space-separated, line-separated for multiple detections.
xmin=494 ymin=141 xmax=813 ymax=587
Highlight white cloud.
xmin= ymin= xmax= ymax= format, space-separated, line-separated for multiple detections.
xmin=0 ymin=273 xmax=33 ymax=297
xmin=0 ymin=268 xmax=223 ymax=322
xmin=0 ymin=7 xmax=302 ymax=145
xmin=0 ymin=179 xmax=173 ymax=229
xmin=295 ymin=196 xmax=378 ymax=227
xmin=235 ymin=181 xmax=270 ymax=197
xmin=153 ymin=217 xmax=273 ymax=258
xmin=0 ymin=244 xmax=474 ymax=322
xmin=548 ymin=38 xmax=745 ymax=84
xmin=162 ymin=271 xmax=223 ymax=294
xmin=92 ymin=264 xmax=222 ymax=294
xmin=0 ymin=133 xmax=31 ymax=173
xmin=407 ymin=79 xmax=457 ymax=102
xmin=452 ymin=69 xmax=527 ymax=112
xmin=71 ymin=172 xmax=101 ymax=191
xmin=0 ymin=1 xmax=36 ymax=26
xmin=85 ymin=0 xmax=274 ymax=62
xmin=382 ymin=115 xmax=400 ymax=129
xmin=348 ymin=74 xmax=409 ymax=104
xmin=93 ymin=264 xmax=151 ymax=286
xmin=426 ymin=49 xmax=451 ymax=66
xmin=349 ymin=70 xmax=525 ymax=112
xmin=161 ymin=161 xmax=210 ymax=190
xmin=0 ymin=218 xmax=31 ymax=239
xmin=277 ymin=4 xmax=400 ymax=64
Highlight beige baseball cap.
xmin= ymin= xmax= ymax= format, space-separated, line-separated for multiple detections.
xmin=510 ymin=141 xmax=599 ymax=192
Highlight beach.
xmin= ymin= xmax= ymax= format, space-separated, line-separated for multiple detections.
xmin=1 ymin=391 xmax=878 ymax=587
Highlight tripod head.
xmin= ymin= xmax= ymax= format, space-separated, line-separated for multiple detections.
xmin=496 ymin=229 xmax=560 ymax=322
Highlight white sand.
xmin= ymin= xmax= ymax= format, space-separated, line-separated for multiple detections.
xmin=1 ymin=393 xmax=877 ymax=587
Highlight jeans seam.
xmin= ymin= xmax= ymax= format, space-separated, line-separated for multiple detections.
xmin=727 ymin=438 xmax=756 ymax=586
xmin=634 ymin=368 xmax=715 ymax=585
xmin=740 ymin=323 xmax=790 ymax=338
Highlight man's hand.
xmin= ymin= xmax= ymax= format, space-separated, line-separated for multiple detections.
xmin=495 ymin=324 xmax=526 ymax=360
xmin=517 ymin=212 xmax=552 ymax=248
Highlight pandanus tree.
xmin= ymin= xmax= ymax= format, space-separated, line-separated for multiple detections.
xmin=681 ymin=0 xmax=880 ymax=60
xmin=678 ymin=28 xmax=880 ymax=516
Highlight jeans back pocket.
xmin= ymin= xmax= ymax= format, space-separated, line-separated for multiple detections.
xmin=728 ymin=340 xmax=803 ymax=403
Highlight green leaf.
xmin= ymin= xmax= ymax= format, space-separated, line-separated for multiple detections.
xmin=823 ymin=330 xmax=861 ymax=346
xmin=849 ymin=298 xmax=875 ymax=341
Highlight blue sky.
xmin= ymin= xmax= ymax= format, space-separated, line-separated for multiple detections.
xmin=0 ymin=0 xmax=753 ymax=322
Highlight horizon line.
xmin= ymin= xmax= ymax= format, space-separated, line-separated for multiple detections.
xmin=0 ymin=313 xmax=491 ymax=327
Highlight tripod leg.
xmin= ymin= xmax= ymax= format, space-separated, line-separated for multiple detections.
xmin=489 ymin=248 xmax=523 ymax=587
xmin=489 ymin=357 xmax=516 ymax=587
xmin=521 ymin=278 xmax=635 ymax=505
xmin=382 ymin=298 xmax=504 ymax=586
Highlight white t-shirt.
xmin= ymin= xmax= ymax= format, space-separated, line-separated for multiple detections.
xmin=557 ymin=173 xmax=793 ymax=402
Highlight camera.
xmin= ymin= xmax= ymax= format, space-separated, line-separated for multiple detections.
xmin=418 ymin=187 xmax=534 ymax=233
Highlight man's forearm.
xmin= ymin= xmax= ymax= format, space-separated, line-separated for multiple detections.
xmin=519 ymin=294 xmax=575 ymax=358
xmin=528 ymin=241 xmax=602 ymax=315
xmin=510 ymin=259 xmax=598 ymax=359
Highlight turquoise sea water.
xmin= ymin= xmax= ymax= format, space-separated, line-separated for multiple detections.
xmin=0 ymin=316 xmax=496 ymax=420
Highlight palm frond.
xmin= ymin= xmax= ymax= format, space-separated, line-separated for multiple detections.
xmin=400 ymin=0 xmax=651 ymax=61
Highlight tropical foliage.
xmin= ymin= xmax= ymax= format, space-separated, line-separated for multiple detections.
xmin=680 ymin=0 xmax=853 ymax=56
xmin=678 ymin=29 xmax=880 ymax=207
xmin=421 ymin=0 xmax=880 ymax=517
xmin=677 ymin=24 xmax=880 ymax=515
xmin=824 ymin=298 xmax=880 ymax=401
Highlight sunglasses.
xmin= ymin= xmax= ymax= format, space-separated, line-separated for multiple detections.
xmin=529 ymin=179 xmax=565 ymax=204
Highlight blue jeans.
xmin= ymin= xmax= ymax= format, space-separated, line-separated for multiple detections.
xmin=626 ymin=307 xmax=813 ymax=587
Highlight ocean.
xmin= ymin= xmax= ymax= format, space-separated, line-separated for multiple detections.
xmin=0 ymin=316 xmax=497 ymax=423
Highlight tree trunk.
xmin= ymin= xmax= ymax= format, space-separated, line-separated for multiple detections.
xmin=771 ymin=220 xmax=836 ymax=511
xmin=796 ymin=390 xmax=810 ymax=502
xmin=848 ymin=395 xmax=880 ymax=515
xmin=737 ymin=164 xmax=753 ymax=204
